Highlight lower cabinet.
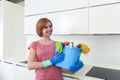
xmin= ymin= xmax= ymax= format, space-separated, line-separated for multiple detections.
xmin=0 ymin=61 xmax=15 ymax=80
xmin=0 ymin=61 xmax=35 ymax=80
xmin=15 ymin=64 xmax=35 ymax=80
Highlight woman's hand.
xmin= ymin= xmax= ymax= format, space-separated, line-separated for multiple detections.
xmin=50 ymin=52 xmax=65 ymax=65
xmin=69 ymin=60 xmax=84 ymax=72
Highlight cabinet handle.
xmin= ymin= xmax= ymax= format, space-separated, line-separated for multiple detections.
xmin=16 ymin=64 xmax=27 ymax=68
xmin=4 ymin=61 xmax=13 ymax=64
xmin=63 ymin=74 xmax=80 ymax=80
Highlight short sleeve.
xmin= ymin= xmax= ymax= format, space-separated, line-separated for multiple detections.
xmin=28 ymin=41 xmax=36 ymax=50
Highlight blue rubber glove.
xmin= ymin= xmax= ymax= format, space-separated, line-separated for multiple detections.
xmin=50 ymin=52 xmax=65 ymax=65
xmin=69 ymin=60 xmax=84 ymax=72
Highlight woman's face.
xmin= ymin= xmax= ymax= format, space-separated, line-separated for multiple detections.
xmin=42 ymin=22 xmax=53 ymax=37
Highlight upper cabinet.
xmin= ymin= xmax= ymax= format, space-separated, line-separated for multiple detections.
xmin=25 ymin=0 xmax=120 ymax=35
xmin=46 ymin=0 xmax=88 ymax=12
xmin=89 ymin=0 xmax=120 ymax=6
xmin=25 ymin=0 xmax=88 ymax=16
xmin=89 ymin=3 xmax=120 ymax=34
xmin=25 ymin=0 xmax=46 ymax=16
xmin=24 ymin=14 xmax=47 ymax=35
xmin=24 ymin=0 xmax=89 ymax=35
xmin=25 ymin=8 xmax=88 ymax=35
xmin=47 ymin=9 xmax=88 ymax=34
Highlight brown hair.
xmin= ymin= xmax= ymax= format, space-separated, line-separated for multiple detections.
xmin=36 ymin=18 xmax=52 ymax=37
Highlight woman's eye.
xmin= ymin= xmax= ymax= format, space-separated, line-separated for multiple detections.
xmin=49 ymin=25 xmax=52 ymax=28
xmin=44 ymin=26 xmax=48 ymax=29
xmin=44 ymin=25 xmax=52 ymax=29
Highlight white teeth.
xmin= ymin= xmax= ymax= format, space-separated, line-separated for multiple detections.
xmin=47 ymin=31 xmax=51 ymax=33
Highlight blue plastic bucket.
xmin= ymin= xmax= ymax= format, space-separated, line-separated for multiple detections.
xmin=56 ymin=46 xmax=82 ymax=70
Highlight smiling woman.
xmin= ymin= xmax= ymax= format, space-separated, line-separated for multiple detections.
xmin=27 ymin=18 xmax=65 ymax=80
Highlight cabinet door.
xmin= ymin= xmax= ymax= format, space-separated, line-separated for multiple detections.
xmin=0 ymin=1 xmax=3 ymax=59
xmin=24 ymin=14 xmax=47 ymax=35
xmin=0 ymin=62 xmax=15 ymax=80
xmin=90 ymin=0 xmax=120 ymax=6
xmin=15 ymin=65 xmax=35 ymax=80
xmin=89 ymin=3 xmax=120 ymax=34
xmin=46 ymin=0 xmax=88 ymax=12
xmin=25 ymin=0 xmax=46 ymax=15
xmin=47 ymin=8 xmax=88 ymax=34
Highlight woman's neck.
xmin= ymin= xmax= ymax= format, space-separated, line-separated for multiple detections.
xmin=40 ymin=37 xmax=52 ymax=43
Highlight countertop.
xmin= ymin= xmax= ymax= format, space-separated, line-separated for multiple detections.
xmin=0 ymin=59 xmax=105 ymax=80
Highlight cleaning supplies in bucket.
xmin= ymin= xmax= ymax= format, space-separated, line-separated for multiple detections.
xmin=55 ymin=41 xmax=90 ymax=72
xmin=56 ymin=45 xmax=82 ymax=70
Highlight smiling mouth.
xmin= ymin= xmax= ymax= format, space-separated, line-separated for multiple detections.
xmin=47 ymin=31 xmax=52 ymax=34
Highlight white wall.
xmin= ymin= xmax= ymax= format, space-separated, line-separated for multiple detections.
xmin=26 ymin=34 xmax=120 ymax=70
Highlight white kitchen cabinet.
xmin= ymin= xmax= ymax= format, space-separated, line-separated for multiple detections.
xmin=24 ymin=14 xmax=47 ymax=35
xmin=46 ymin=0 xmax=88 ymax=12
xmin=25 ymin=0 xmax=46 ymax=16
xmin=48 ymin=8 xmax=88 ymax=34
xmin=0 ymin=61 xmax=15 ymax=80
xmin=89 ymin=3 xmax=120 ymax=34
xmin=25 ymin=8 xmax=88 ymax=35
xmin=15 ymin=64 xmax=35 ymax=80
xmin=0 ymin=1 xmax=26 ymax=61
xmin=0 ymin=61 xmax=3 ymax=80
xmin=0 ymin=1 xmax=3 ymax=59
xmin=24 ymin=0 xmax=88 ymax=35
xmin=89 ymin=0 xmax=120 ymax=6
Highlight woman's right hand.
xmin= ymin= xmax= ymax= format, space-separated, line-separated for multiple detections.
xmin=50 ymin=52 xmax=65 ymax=65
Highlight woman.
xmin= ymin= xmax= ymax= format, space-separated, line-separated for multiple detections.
xmin=27 ymin=18 xmax=65 ymax=80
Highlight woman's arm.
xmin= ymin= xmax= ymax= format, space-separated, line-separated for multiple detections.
xmin=27 ymin=48 xmax=43 ymax=70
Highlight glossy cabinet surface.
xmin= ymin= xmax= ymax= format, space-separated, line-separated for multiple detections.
xmin=25 ymin=8 xmax=88 ymax=35
xmin=89 ymin=3 xmax=120 ymax=34
xmin=46 ymin=0 xmax=88 ymax=12
xmin=25 ymin=0 xmax=46 ymax=15
xmin=89 ymin=0 xmax=120 ymax=6
xmin=0 ymin=1 xmax=3 ymax=59
xmin=47 ymin=9 xmax=88 ymax=34
xmin=25 ymin=0 xmax=120 ymax=35
xmin=24 ymin=0 xmax=89 ymax=35
xmin=0 ymin=62 xmax=15 ymax=80
xmin=24 ymin=14 xmax=47 ymax=35
xmin=15 ymin=65 xmax=35 ymax=80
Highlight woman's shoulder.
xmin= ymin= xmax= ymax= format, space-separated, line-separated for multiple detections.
xmin=28 ymin=40 xmax=39 ymax=50
xmin=30 ymin=40 xmax=39 ymax=45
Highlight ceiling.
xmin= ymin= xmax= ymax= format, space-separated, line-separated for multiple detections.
xmin=7 ymin=0 xmax=24 ymax=3
xmin=7 ymin=0 xmax=24 ymax=6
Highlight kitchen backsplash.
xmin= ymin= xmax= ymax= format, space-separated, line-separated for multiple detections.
xmin=26 ymin=34 xmax=120 ymax=70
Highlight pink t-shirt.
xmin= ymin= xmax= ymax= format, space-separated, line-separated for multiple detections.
xmin=28 ymin=41 xmax=63 ymax=80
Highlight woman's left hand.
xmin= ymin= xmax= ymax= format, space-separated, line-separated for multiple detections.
xmin=69 ymin=60 xmax=84 ymax=72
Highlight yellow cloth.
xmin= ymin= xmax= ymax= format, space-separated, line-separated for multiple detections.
xmin=81 ymin=43 xmax=90 ymax=54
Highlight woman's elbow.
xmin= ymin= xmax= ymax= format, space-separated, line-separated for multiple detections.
xmin=27 ymin=63 xmax=33 ymax=70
